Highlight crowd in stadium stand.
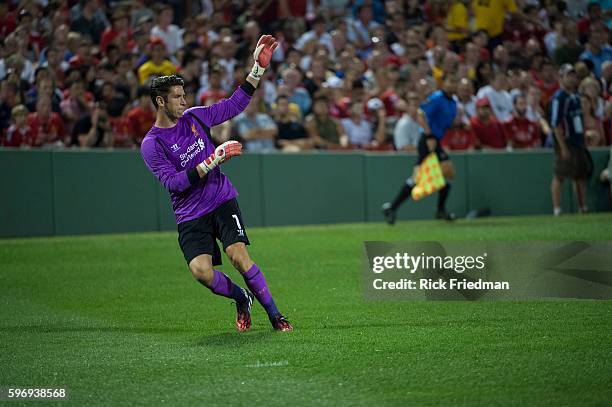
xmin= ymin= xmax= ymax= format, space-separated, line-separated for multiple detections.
xmin=0 ymin=0 xmax=611 ymax=152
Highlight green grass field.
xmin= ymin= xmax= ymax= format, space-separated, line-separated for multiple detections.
xmin=1 ymin=214 xmax=612 ymax=406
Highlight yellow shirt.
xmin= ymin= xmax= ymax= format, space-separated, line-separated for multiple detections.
xmin=472 ymin=0 xmax=517 ymax=37
xmin=446 ymin=2 xmax=469 ymax=41
xmin=138 ymin=60 xmax=177 ymax=84
xmin=432 ymin=65 xmax=444 ymax=87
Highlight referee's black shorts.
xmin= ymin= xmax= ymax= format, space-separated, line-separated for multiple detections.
xmin=417 ymin=135 xmax=449 ymax=164
xmin=177 ymin=198 xmax=250 ymax=266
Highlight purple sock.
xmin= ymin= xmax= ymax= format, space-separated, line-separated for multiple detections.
xmin=242 ymin=264 xmax=280 ymax=318
xmin=207 ymin=270 xmax=246 ymax=303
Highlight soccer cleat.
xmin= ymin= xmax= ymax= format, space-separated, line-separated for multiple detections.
xmin=436 ymin=211 xmax=456 ymax=221
xmin=382 ymin=202 xmax=396 ymax=225
xmin=270 ymin=315 xmax=293 ymax=332
xmin=236 ymin=289 xmax=254 ymax=332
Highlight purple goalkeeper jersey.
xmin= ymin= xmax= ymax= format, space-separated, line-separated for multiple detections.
xmin=140 ymin=85 xmax=252 ymax=224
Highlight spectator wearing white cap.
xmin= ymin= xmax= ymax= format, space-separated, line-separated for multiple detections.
xmin=453 ymin=77 xmax=477 ymax=124
xmin=341 ymin=97 xmax=386 ymax=147
xmin=476 ymin=70 xmax=514 ymax=122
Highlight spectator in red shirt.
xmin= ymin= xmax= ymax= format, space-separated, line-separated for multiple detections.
xmin=110 ymin=114 xmax=134 ymax=148
xmin=377 ymin=65 xmax=401 ymax=118
xmin=423 ymin=0 xmax=447 ymax=26
xmin=278 ymin=0 xmax=307 ymax=19
xmin=60 ymin=78 xmax=93 ymax=134
xmin=577 ymin=2 xmax=603 ymax=44
xmin=515 ymin=4 xmax=547 ymax=46
xmin=441 ymin=107 xmax=476 ymax=151
xmin=2 ymin=105 xmax=34 ymax=147
xmin=473 ymin=30 xmax=491 ymax=61
xmin=533 ymin=59 xmax=559 ymax=108
xmin=27 ymin=97 xmax=65 ymax=146
xmin=199 ymin=66 xmax=227 ymax=106
xmin=126 ymin=86 xmax=155 ymax=146
xmin=68 ymin=37 xmax=98 ymax=69
xmin=0 ymin=3 xmax=17 ymax=38
xmin=470 ymin=97 xmax=507 ymax=149
xmin=328 ymin=77 xmax=351 ymax=119
xmin=100 ymin=9 xmax=134 ymax=55
xmin=505 ymin=94 xmax=542 ymax=149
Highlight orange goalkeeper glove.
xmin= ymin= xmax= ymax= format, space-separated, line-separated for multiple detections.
xmin=198 ymin=141 xmax=243 ymax=174
xmin=248 ymin=35 xmax=278 ymax=81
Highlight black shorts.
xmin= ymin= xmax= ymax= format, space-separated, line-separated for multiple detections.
xmin=417 ymin=135 xmax=449 ymax=164
xmin=177 ymin=198 xmax=250 ymax=266
xmin=554 ymin=145 xmax=593 ymax=180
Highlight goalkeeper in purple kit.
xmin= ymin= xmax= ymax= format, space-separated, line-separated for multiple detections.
xmin=140 ymin=35 xmax=292 ymax=332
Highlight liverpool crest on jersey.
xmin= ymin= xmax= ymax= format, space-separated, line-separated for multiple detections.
xmin=191 ymin=123 xmax=199 ymax=136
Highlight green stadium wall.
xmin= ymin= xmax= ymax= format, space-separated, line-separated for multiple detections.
xmin=0 ymin=149 xmax=609 ymax=237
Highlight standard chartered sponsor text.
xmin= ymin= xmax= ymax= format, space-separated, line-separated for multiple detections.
xmin=180 ymin=140 xmax=203 ymax=167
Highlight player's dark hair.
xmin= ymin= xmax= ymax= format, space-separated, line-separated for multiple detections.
xmin=150 ymin=75 xmax=184 ymax=110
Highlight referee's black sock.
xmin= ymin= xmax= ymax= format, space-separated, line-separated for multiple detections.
xmin=390 ymin=184 xmax=413 ymax=211
xmin=437 ymin=183 xmax=451 ymax=213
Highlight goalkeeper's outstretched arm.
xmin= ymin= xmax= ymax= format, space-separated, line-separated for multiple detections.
xmin=190 ymin=35 xmax=279 ymax=128
xmin=192 ymin=35 xmax=279 ymax=180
